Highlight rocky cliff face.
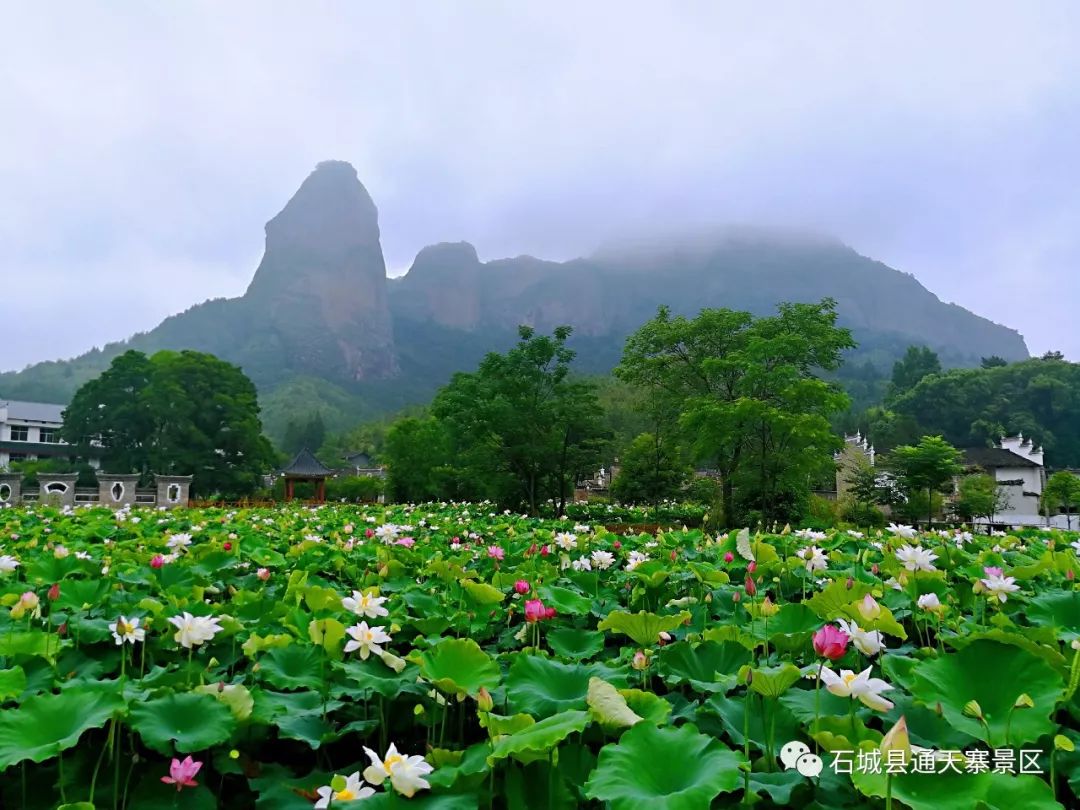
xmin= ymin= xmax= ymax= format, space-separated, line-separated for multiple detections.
xmin=245 ymin=160 xmax=398 ymax=381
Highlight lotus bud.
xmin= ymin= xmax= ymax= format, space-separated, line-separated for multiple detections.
xmin=871 ymin=563 xmax=880 ymax=575
xmin=1014 ymin=693 xmax=1034 ymax=709
xmin=514 ymin=580 xmax=530 ymax=595
xmin=47 ymin=583 xmax=60 ymax=601
xmin=670 ymin=550 xmax=677 ymax=561
xmin=723 ymin=552 xmax=735 ymax=563
xmin=972 ymin=580 xmax=985 ymax=595
xmin=845 ymin=577 xmax=854 ymax=590
xmin=962 ymin=700 xmax=984 ymax=719
xmin=880 ymin=716 xmax=910 ymax=765
xmin=858 ymin=594 xmax=881 ymax=622
xmin=223 ymin=542 xmax=232 ymax=551
xmin=1068 ymin=570 xmax=1075 ymax=581
xmin=781 ymin=524 xmax=791 ymax=535
xmin=748 ymin=561 xmax=758 ymax=574
xmin=612 ymin=540 xmax=622 ymax=550
xmin=730 ymin=590 xmax=740 ymax=603
xmin=477 ymin=687 xmax=494 ymax=712
xmin=657 ymin=631 xmax=672 ymax=645
xmin=760 ymin=596 xmax=779 ymax=617
xmin=631 ymin=651 xmax=649 ymax=670
xmin=150 ymin=554 xmax=165 ymax=569
xmin=704 ymin=592 xmax=713 ymax=603
xmin=744 ymin=576 xmax=757 ymax=597
xmin=813 ymin=625 xmax=850 ymax=660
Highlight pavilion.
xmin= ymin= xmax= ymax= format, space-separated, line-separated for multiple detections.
xmin=279 ymin=447 xmax=334 ymax=503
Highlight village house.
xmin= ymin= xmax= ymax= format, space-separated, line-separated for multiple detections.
xmin=0 ymin=399 xmax=100 ymax=470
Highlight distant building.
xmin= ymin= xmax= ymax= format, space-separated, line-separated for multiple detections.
xmin=959 ymin=434 xmax=1050 ymax=527
xmin=835 ymin=433 xmax=877 ymax=501
xmin=574 ymin=460 xmax=621 ymax=501
xmin=0 ymin=400 xmax=100 ymax=470
xmin=342 ymin=451 xmax=386 ymax=478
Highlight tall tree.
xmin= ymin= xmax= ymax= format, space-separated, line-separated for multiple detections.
xmin=887 ymin=435 xmax=963 ymax=528
xmin=616 ymin=299 xmax=854 ymax=526
xmin=888 ymin=345 xmax=941 ymax=401
xmin=432 ymin=326 xmax=604 ymax=515
xmin=610 ymin=432 xmax=689 ymax=505
xmin=62 ymin=350 xmax=276 ymax=496
xmin=383 ymin=417 xmax=452 ymax=503
xmin=1043 ymin=471 xmax=1080 ymax=530
xmin=954 ymin=473 xmax=1009 ymax=528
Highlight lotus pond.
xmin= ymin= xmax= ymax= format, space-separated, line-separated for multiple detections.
xmin=1 ymin=503 xmax=1080 ymax=809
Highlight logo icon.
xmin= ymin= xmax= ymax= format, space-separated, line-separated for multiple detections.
xmin=780 ymin=740 xmax=823 ymax=777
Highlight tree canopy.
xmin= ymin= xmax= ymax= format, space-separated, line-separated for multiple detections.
xmin=616 ymin=299 xmax=854 ymax=526
xmin=62 ymin=350 xmax=276 ymax=496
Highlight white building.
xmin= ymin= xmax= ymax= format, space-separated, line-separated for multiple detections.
xmin=961 ymin=434 xmax=1060 ymax=528
xmin=0 ymin=400 xmax=99 ymax=470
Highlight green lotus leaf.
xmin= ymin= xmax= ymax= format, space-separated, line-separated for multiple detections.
xmin=0 ymin=683 xmax=124 ymax=769
xmin=584 ymin=722 xmax=747 ymax=809
xmin=839 ymin=601 xmax=908 ymax=639
xmin=748 ymin=663 xmax=802 ymax=699
xmin=537 ymin=584 xmax=592 ymax=615
xmin=274 ymin=711 xmax=336 ymax=748
xmin=413 ymin=637 xmax=500 ymax=698
xmin=910 ymin=639 xmax=1064 ymax=746
xmin=597 ymin=610 xmax=690 ymax=646
xmin=302 ymin=585 xmax=341 ymax=613
xmin=462 ymin=579 xmax=506 ymax=605
xmin=546 ymin=627 xmax=605 ymax=660
xmin=687 ymin=561 xmax=730 ymax=585
xmin=0 ymin=666 xmax=27 ymax=700
xmin=658 ymin=640 xmax=751 ymax=693
xmin=426 ymin=741 xmax=492 ymax=789
xmin=587 ymin=677 xmax=642 ymax=728
xmin=629 ymin=560 xmax=671 ymax=589
xmin=250 ymin=689 xmax=342 ymax=724
xmin=851 ymin=766 xmax=1060 ymax=810
xmin=336 ymin=657 xmax=417 ymax=698
xmin=130 ymin=691 xmax=236 ymax=754
xmin=507 ymin=654 xmax=624 ymax=718
xmin=488 ymin=709 xmax=591 ymax=764
xmin=0 ymin=630 xmax=60 ymax=660
xmin=242 ymin=632 xmax=292 ymax=658
xmin=57 ymin=803 xmax=96 ymax=810
xmin=946 ymin=628 xmax=1067 ymax=674
xmin=1019 ymin=591 xmax=1080 ymax=643
xmin=701 ymin=625 xmax=758 ymax=650
xmin=52 ymin=578 xmax=110 ymax=611
xmin=308 ymin=618 xmax=347 ymax=659
xmin=619 ymin=688 xmax=672 ymax=725
xmin=702 ymin=693 xmax=801 ymax=754
xmin=480 ymin=712 xmax=536 ymax=737
xmin=805 ymin=579 xmax=873 ymax=619
xmin=257 ymin=644 xmax=326 ymax=690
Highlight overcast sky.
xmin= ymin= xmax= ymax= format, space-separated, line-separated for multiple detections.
xmin=3 ymin=2 xmax=1078 ymax=371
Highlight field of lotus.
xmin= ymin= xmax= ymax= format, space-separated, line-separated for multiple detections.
xmin=1 ymin=503 xmax=1080 ymax=809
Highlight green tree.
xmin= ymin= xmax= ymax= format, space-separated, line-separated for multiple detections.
xmin=1043 ymin=471 xmax=1080 ymax=530
xmin=843 ymin=456 xmax=887 ymax=525
xmin=616 ymin=299 xmax=854 ymax=526
xmin=887 ymin=435 xmax=963 ymax=528
xmin=383 ymin=417 xmax=452 ymax=503
xmin=61 ymin=350 xmax=276 ymax=497
xmin=610 ymin=432 xmax=689 ymax=504
xmin=888 ymin=345 xmax=941 ymax=401
xmin=433 ymin=326 xmax=605 ymax=515
xmin=954 ymin=473 xmax=1008 ymax=527
xmin=980 ymin=356 xmax=1008 ymax=369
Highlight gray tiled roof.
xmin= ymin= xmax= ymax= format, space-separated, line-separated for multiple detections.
xmin=280 ymin=447 xmax=335 ymax=477
xmin=0 ymin=400 xmax=66 ymax=424
xmin=962 ymin=447 xmax=1040 ymax=469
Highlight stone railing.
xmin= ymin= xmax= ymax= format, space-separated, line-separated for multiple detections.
xmin=0 ymin=473 xmax=193 ymax=510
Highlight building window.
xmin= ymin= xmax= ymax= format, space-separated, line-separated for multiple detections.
xmin=9 ymin=426 xmax=28 ymax=442
xmin=8 ymin=453 xmax=27 ymax=462
xmin=0 ymin=483 xmax=11 ymax=502
xmin=45 ymin=482 xmax=68 ymax=494
xmin=39 ymin=428 xmax=60 ymax=444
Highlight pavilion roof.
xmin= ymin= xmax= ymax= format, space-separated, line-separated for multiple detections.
xmin=280 ymin=447 xmax=335 ymax=478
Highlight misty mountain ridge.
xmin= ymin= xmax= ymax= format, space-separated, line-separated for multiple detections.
xmin=0 ymin=160 xmax=1028 ymax=440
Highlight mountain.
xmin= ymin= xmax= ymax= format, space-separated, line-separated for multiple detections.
xmin=0 ymin=161 xmax=1029 ymax=441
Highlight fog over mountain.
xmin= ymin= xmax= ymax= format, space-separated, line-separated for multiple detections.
xmin=2 ymin=2 xmax=1079 ymax=372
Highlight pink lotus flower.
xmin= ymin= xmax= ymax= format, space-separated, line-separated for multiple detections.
xmin=150 ymin=554 xmax=165 ymax=569
xmin=396 ymin=537 xmax=416 ymax=548
xmin=161 ymin=756 xmax=202 ymax=791
xmin=365 ymin=528 xmax=375 ymax=538
xmin=744 ymin=576 xmax=757 ymax=597
xmin=723 ymin=552 xmax=735 ymax=563
xmin=732 ymin=590 xmax=741 ymax=603
xmin=983 ymin=566 xmax=1003 ymax=578
xmin=612 ymin=540 xmax=622 ymax=550
xmin=747 ymin=561 xmax=758 ymax=574
xmin=813 ymin=625 xmax=850 ymax=660
xmin=487 ymin=546 xmax=505 ymax=561
xmin=540 ymin=545 xmax=551 ymax=557
xmin=47 ymin=583 xmax=60 ymax=601
xmin=514 ymin=580 xmax=530 ymax=595
xmin=257 ymin=567 xmax=270 ymax=581
xmin=545 ymin=606 xmax=556 ymax=620
xmin=524 ymin=599 xmax=546 ymax=623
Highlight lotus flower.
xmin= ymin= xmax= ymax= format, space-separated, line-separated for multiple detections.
xmin=109 ymin=615 xmax=145 ymax=646
xmin=895 ymin=544 xmax=937 ymax=572
xmin=835 ymin=618 xmax=884 ymax=657
xmin=858 ymin=594 xmax=881 ymax=621
xmin=813 ymin=624 xmax=850 ymax=660
xmin=362 ymin=743 xmax=433 ymax=797
xmin=514 ymin=580 xmax=530 ymax=594
xmin=161 ymin=756 xmax=202 ymax=791
xmin=168 ymin=612 xmax=223 ymax=648
xmin=315 ymin=771 xmax=375 ymax=807
xmin=819 ymin=665 xmax=895 ymax=711
xmin=980 ymin=572 xmax=1020 ymax=603
xmin=343 ymin=590 xmax=390 ymax=619
xmin=0 ymin=555 xmax=19 ymax=573
xmin=524 ymin=599 xmax=546 ymax=623
xmin=917 ymin=592 xmax=943 ymax=612
xmin=344 ymin=622 xmax=392 ymax=660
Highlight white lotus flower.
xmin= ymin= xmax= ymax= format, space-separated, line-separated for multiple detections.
xmin=1070 ymin=539 xmax=1080 ymax=554
xmin=819 ymin=665 xmax=895 ymax=711
xmin=166 ymin=533 xmax=193 ymax=550
xmin=888 ymin=523 xmax=918 ymax=539
xmin=798 ymin=545 xmax=828 ymax=572
xmin=571 ymin=556 xmax=592 ymax=572
xmin=847 ymin=530 xmax=865 ymax=539
xmin=342 ymin=590 xmax=389 ymax=619
xmin=625 ymin=551 xmax=650 ymax=571
xmin=109 ymin=615 xmax=146 ymax=646
xmin=590 ymin=550 xmax=615 ymax=570
xmin=344 ymin=622 xmax=392 ymax=660
xmin=895 ymin=544 xmax=937 ymax=572
xmin=554 ymin=532 xmax=578 ymax=551
xmin=836 ymin=618 xmax=884 ymax=657
xmin=168 ymin=612 xmax=223 ymax=648
xmin=375 ymin=524 xmax=400 ymax=543
xmin=315 ymin=771 xmax=375 ymax=807
xmin=362 ymin=744 xmax=433 ymax=797
xmin=0 ymin=555 xmax=19 ymax=573
xmin=917 ymin=592 xmax=943 ymax=612
xmin=980 ymin=573 xmax=1020 ymax=603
